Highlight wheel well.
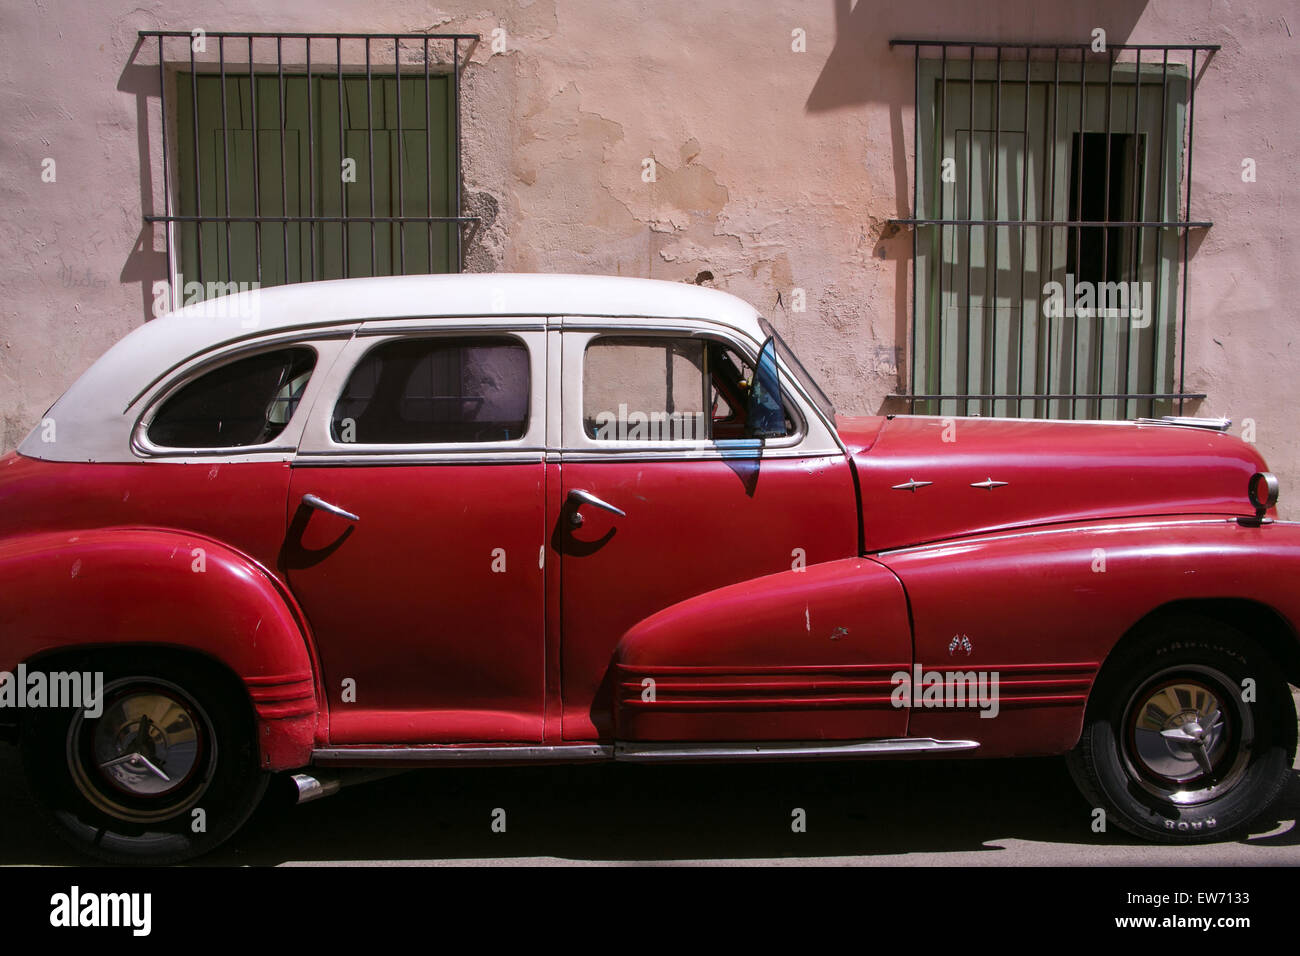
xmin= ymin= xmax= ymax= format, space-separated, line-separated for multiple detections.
xmin=1115 ymin=598 xmax=1300 ymax=688
xmin=0 ymin=644 xmax=258 ymax=742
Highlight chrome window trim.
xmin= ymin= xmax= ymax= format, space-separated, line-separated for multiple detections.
xmin=131 ymin=335 xmax=356 ymax=461
xmin=353 ymin=320 xmax=547 ymax=335
xmin=295 ymin=322 xmax=548 ymax=459
xmin=124 ymin=322 xmax=360 ymax=413
xmin=568 ymin=327 xmax=808 ymax=451
xmin=560 ymin=322 xmax=843 ymax=459
xmin=559 ymin=314 xmax=846 ymax=456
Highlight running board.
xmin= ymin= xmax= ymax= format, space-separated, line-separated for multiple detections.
xmin=311 ymin=738 xmax=978 ymax=767
xmin=613 ymin=738 xmax=979 ymax=762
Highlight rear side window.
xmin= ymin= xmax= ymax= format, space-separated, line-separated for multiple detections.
xmin=332 ymin=336 xmax=530 ymax=444
xmin=148 ymin=348 xmax=316 ymax=448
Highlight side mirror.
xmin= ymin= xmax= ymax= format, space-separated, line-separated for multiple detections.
xmin=746 ymin=337 xmax=786 ymax=439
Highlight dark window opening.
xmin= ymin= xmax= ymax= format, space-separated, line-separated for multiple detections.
xmin=149 ymin=347 xmax=317 ymax=448
xmin=1067 ymin=132 xmax=1145 ymax=287
xmin=332 ymin=337 xmax=530 ymax=444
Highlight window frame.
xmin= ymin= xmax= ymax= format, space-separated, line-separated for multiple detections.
xmin=142 ymin=30 xmax=479 ymax=313
xmin=295 ymin=320 xmax=548 ymax=463
xmin=890 ymin=39 xmax=1216 ymax=421
xmin=560 ymin=324 xmax=815 ymax=460
xmin=327 ymin=332 xmax=534 ymax=447
xmin=132 ymin=334 xmax=353 ymax=460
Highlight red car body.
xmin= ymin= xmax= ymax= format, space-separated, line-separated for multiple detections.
xmin=2 ymin=273 xmax=1295 ymax=860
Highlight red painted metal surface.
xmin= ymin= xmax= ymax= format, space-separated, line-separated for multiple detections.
xmin=0 ymin=453 xmax=318 ymax=768
xmin=285 ymin=463 xmax=547 ymax=743
xmin=847 ymin=415 xmax=1268 ymax=551
xmin=556 ymin=455 xmax=859 ymax=739
xmin=875 ymin=515 xmax=1300 ymax=755
xmin=3 ymin=407 xmax=1295 ymax=766
xmin=612 ymin=556 xmax=911 ymax=740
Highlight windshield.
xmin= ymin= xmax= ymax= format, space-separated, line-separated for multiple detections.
xmin=757 ymin=316 xmax=836 ymax=422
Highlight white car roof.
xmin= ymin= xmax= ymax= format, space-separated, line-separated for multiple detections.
xmin=20 ymin=274 xmax=768 ymax=463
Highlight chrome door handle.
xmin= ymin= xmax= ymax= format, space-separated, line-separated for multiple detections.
xmin=567 ymin=489 xmax=626 ymax=524
xmin=301 ymin=493 xmax=360 ymax=523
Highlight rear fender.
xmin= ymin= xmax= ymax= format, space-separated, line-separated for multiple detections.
xmin=0 ymin=527 xmax=318 ymax=770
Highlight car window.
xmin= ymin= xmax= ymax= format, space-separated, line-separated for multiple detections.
xmin=583 ymin=335 xmax=791 ymax=441
xmin=148 ymin=347 xmax=317 ymax=448
xmin=332 ymin=336 xmax=530 ymax=444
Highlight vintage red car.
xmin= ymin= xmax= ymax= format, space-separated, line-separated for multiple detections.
xmin=1 ymin=273 xmax=1296 ymax=862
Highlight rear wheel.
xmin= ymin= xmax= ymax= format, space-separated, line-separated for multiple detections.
xmin=21 ymin=653 xmax=268 ymax=863
xmin=1068 ymin=616 xmax=1296 ymax=842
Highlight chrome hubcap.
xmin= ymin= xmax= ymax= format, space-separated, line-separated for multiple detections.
xmin=1122 ymin=666 xmax=1252 ymax=806
xmin=92 ymin=692 xmax=200 ymax=797
xmin=67 ymin=679 xmax=214 ymax=821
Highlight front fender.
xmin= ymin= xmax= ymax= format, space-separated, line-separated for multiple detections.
xmin=612 ymin=557 xmax=914 ymax=742
xmin=877 ymin=516 xmax=1300 ymax=757
xmin=0 ymin=527 xmax=318 ymax=770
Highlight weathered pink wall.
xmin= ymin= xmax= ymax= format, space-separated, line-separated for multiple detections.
xmin=1 ymin=0 xmax=1296 ymax=508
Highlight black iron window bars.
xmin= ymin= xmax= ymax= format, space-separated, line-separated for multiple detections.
xmin=141 ymin=30 xmax=479 ymax=306
xmin=889 ymin=39 xmax=1218 ymax=420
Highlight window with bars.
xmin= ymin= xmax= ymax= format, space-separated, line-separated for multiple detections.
xmin=143 ymin=31 xmax=477 ymax=304
xmin=891 ymin=40 xmax=1217 ymax=420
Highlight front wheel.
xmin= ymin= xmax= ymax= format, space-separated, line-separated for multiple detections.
xmin=1068 ymin=616 xmax=1296 ymax=843
xmin=20 ymin=652 xmax=269 ymax=863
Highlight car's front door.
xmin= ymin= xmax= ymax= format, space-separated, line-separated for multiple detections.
xmin=286 ymin=322 xmax=549 ymax=744
xmin=554 ymin=323 xmax=904 ymax=741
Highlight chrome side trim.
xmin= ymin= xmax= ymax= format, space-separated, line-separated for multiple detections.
xmin=312 ymin=745 xmax=613 ymax=765
xmin=1135 ymin=416 xmax=1232 ymax=431
xmin=554 ymin=448 xmax=842 ymax=463
xmin=293 ymin=453 xmax=547 ymax=467
xmin=311 ymin=738 xmax=980 ymax=766
xmin=613 ymin=738 xmax=979 ymax=762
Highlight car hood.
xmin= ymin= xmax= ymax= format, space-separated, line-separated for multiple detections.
xmin=838 ymin=415 xmax=1270 ymax=551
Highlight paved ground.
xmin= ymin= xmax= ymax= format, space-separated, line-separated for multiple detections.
xmin=4 ymin=724 xmax=1300 ymax=866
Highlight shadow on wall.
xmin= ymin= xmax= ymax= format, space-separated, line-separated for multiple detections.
xmin=118 ymin=35 xmax=167 ymax=322
xmin=806 ymin=0 xmax=1151 ymax=112
xmin=805 ymin=0 xmax=1151 ymax=412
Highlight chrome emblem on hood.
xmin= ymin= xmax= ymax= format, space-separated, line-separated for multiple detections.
xmin=891 ymin=478 xmax=933 ymax=492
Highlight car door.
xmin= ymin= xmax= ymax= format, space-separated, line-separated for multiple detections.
xmin=554 ymin=321 xmax=904 ymax=741
xmin=286 ymin=321 xmax=549 ymax=744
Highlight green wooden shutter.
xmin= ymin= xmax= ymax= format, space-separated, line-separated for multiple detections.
xmin=176 ymin=72 xmax=456 ymax=290
xmin=914 ymin=59 xmax=1187 ymax=419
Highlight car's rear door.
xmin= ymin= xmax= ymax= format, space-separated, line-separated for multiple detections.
xmin=286 ymin=320 xmax=549 ymax=744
